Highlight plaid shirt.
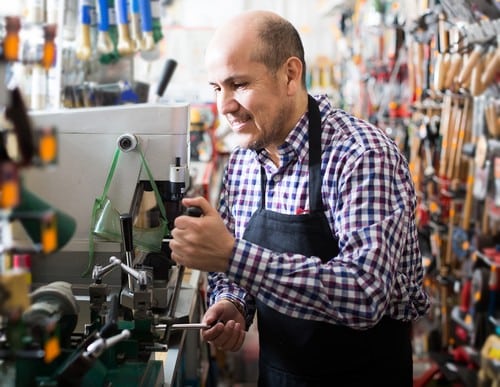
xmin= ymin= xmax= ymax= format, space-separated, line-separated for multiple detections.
xmin=209 ymin=94 xmax=430 ymax=329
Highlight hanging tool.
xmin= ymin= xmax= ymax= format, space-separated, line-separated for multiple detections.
xmin=41 ymin=24 xmax=57 ymax=70
xmin=76 ymin=0 xmax=94 ymax=61
xmin=115 ymin=0 xmax=134 ymax=55
xmin=444 ymin=27 xmax=463 ymax=91
xmin=452 ymin=97 xmax=474 ymax=260
xmin=445 ymin=97 xmax=464 ymax=180
xmin=4 ymin=88 xmax=36 ymax=165
xmin=438 ymin=94 xmax=453 ymax=180
xmin=3 ymin=16 xmax=21 ymax=61
xmin=96 ymin=0 xmax=114 ymax=55
xmin=129 ymin=0 xmax=143 ymax=51
xmin=457 ymin=21 xmax=496 ymax=89
xmin=481 ymin=39 xmax=499 ymax=88
xmin=432 ymin=12 xmax=450 ymax=93
xmin=0 ymin=137 xmax=20 ymax=209
xmin=151 ymin=0 xmax=163 ymax=43
xmin=138 ymin=0 xmax=155 ymax=51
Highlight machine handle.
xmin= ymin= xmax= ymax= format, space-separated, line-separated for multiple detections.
xmin=156 ymin=59 xmax=178 ymax=99
xmin=84 ymin=329 xmax=131 ymax=359
xmin=120 ymin=213 xmax=134 ymax=252
xmin=100 ymin=294 xmax=119 ymax=338
xmin=109 ymin=256 xmax=148 ymax=286
xmin=185 ymin=206 xmax=203 ymax=217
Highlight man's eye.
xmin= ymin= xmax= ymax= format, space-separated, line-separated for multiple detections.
xmin=233 ymin=82 xmax=247 ymax=89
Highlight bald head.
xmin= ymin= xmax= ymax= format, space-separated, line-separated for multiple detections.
xmin=206 ymin=10 xmax=307 ymax=87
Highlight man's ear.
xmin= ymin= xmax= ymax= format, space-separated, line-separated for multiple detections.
xmin=284 ymin=56 xmax=303 ymax=95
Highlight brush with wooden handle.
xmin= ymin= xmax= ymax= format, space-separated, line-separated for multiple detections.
xmin=115 ymin=0 xmax=134 ymax=56
xmin=129 ymin=0 xmax=143 ymax=51
xmin=76 ymin=0 xmax=93 ymax=61
xmin=138 ymin=0 xmax=155 ymax=51
xmin=96 ymin=0 xmax=113 ymax=54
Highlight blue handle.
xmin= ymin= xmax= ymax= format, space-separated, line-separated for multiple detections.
xmin=97 ymin=0 xmax=109 ymax=31
xmin=79 ymin=0 xmax=93 ymax=25
xmin=116 ymin=0 xmax=128 ymax=24
xmin=131 ymin=0 xmax=140 ymax=14
xmin=138 ymin=0 xmax=153 ymax=32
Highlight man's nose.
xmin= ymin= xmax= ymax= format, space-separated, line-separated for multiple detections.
xmin=217 ymin=90 xmax=238 ymax=115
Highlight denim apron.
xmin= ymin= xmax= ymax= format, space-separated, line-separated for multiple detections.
xmin=242 ymin=96 xmax=412 ymax=387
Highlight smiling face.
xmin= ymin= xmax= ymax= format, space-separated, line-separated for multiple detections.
xmin=205 ymin=11 xmax=306 ymax=157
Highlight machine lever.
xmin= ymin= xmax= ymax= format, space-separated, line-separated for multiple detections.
xmin=92 ymin=258 xmax=121 ymax=282
xmin=120 ymin=213 xmax=134 ymax=253
xmin=155 ymin=59 xmax=178 ymax=100
xmin=99 ymin=294 xmax=120 ymax=338
xmin=110 ymin=256 xmax=148 ymax=287
xmin=120 ymin=213 xmax=135 ymax=290
xmin=170 ymin=323 xmax=212 ymax=330
xmin=168 ymin=206 xmax=203 ymax=314
xmin=163 ymin=206 xmax=203 ymax=343
xmin=84 ymin=329 xmax=131 ymax=359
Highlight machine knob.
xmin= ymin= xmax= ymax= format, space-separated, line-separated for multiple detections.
xmin=117 ymin=133 xmax=138 ymax=152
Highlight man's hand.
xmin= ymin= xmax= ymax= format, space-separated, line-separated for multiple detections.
xmin=170 ymin=196 xmax=235 ymax=272
xmin=201 ymin=299 xmax=246 ymax=352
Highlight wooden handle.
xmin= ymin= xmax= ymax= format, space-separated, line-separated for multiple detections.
xmin=116 ymin=0 xmax=134 ymax=55
xmin=130 ymin=0 xmax=143 ymax=50
xmin=470 ymin=56 xmax=485 ymax=96
xmin=446 ymin=100 xmax=463 ymax=179
xmin=481 ymin=48 xmax=500 ymax=87
xmin=458 ymin=46 xmax=483 ymax=85
xmin=438 ymin=95 xmax=453 ymax=177
xmin=438 ymin=13 xmax=449 ymax=53
xmin=76 ymin=24 xmax=92 ymax=61
xmin=485 ymin=103 xmax=499 ymax=138
xmin=433 ymin=53 xmax=446 ymax=92
xmin=444 ymin=53 xmax=462 ymax=90
xmin=96 ymin=0 xmax=113 ymax=54
xmin=76 ymin=0 xmax=93 ymax=61
xmin=461 ymin=99 xmax=474 ymax=230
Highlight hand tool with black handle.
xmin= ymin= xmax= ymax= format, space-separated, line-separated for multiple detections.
xmin=162 ymin=206 xmax=203 ymax=343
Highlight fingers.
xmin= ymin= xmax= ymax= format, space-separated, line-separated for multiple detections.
xmin=182 ymin=196 xmax=215 ymax=216
xmin=221 ymin=321 xmax=245 ymax=351
xmin=201 ymin=320 xmax=245 ymax=352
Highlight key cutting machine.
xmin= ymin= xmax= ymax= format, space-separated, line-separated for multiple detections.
xmin=5 ymin=101 xmax=203 ymax=386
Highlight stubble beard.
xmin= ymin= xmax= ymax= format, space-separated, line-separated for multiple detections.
xmin=246 ymin=104 xmax=291 ymax=151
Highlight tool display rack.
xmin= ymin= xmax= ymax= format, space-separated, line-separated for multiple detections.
xmin=402 ymin=1 xmax=500 ymax=385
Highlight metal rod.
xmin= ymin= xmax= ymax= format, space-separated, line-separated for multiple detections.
xmin=159 ymin=323 xmax=211 ymax=330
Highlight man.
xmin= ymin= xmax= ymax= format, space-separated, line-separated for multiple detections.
xmin=169 ymin=9 xmax=430 ymax=387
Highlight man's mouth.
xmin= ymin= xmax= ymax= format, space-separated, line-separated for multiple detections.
xmin=228 ymin=117 xmax=251 ymax=132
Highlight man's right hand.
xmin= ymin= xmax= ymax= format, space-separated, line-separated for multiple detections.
xmin=201 ymin=299 xmax=246 ymax=352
